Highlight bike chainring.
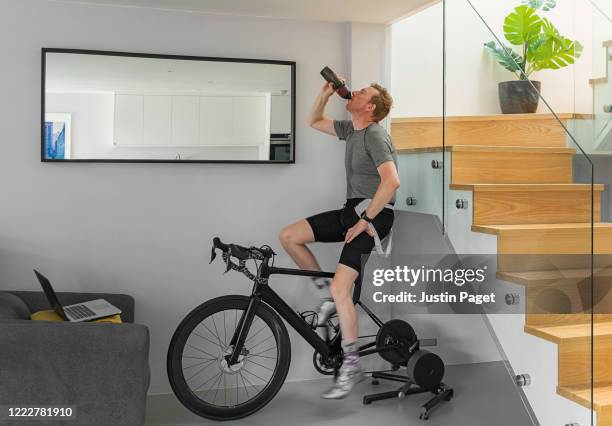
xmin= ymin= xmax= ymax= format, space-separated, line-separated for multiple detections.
xmin=313 ymin=350 xmax=342 ymax=375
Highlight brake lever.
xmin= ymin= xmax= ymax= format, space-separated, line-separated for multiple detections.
xmin=210 ymin=245 xmax=217 ymax=264
xmin=224 ymin=249 xmax=233 ymax=273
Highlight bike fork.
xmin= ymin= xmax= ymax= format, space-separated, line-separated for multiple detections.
xmin=226 ymin=295 xmax=261 ymax=365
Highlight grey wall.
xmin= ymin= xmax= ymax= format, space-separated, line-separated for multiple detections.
xmin=0 ymin=0 xmax=503 ymax=396
xmin=0 ymin=0 xmax=351 ymax=394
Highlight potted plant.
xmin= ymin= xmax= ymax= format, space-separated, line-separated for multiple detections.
xmin=485 ymin=0 xmax=582 ymax=114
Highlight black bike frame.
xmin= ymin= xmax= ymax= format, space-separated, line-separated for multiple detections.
xmin=226 ymin=261 xmax=385 ymax=366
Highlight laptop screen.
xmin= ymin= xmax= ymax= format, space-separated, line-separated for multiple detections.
xmin=33 ymin=269 xmax=68 ymax=321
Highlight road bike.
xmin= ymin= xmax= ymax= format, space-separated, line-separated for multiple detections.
xmin=167 ymin=237 xmax=429 ymax=420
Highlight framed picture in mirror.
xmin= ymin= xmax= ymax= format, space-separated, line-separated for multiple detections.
xmin=41 ymin=48 xmax=296 ymax=163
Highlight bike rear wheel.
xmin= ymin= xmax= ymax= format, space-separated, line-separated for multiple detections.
xmin=167 ymin=295 xmax=291 ymax=420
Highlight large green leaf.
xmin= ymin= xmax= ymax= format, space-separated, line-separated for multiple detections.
xmin=484 ymin=41 xmax=525 ymax=74
xmin=529 ymin=18 xmax=583 ymax=70
xmin=504 ymin=5 xmax=543 ymax=46
xmin=531 ymin=38 xmax=583 ymax=70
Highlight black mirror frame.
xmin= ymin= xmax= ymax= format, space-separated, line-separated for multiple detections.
xmin=41 ymin=48 xmax=297 ymax=164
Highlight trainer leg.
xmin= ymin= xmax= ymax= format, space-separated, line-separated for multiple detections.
xmin=278 ymin=219 xmax=321 ymax=271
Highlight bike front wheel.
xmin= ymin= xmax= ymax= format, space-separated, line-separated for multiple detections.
xmin=167 ymin=295 xmax=291 ymax=420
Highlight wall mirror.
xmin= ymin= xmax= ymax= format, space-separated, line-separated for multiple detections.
xmin=42 ymin=49 xmax=296 ymax=163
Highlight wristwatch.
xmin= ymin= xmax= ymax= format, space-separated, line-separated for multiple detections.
xmin=360 ymin=211 xmax=374 ymax=223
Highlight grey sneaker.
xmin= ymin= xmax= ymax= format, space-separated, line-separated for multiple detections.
xmin=320 ymin=364 xmax=365 ymax=399
xmin=316 ymin=298 xmax=336 ymax=327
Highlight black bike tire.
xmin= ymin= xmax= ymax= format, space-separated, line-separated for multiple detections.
xmin=167 ymin=295 xmax=291 ymax=421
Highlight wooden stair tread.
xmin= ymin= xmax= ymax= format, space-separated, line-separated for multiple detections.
xmin=451 ymin=183 xmax=604 ymax=192
xmin=558 ymin=384 xmax=612 ymax=411
xmin=473 ymin=223 xmax=612 ymax=235
xmin=392 ymin=113 xmax=577 ymax=123
xmin=397 ymin=144 xmax=576 ymax=154
xmin=497 ymin=268 xmax=610 ymax=285
xmin=590 ymin=77 xmax=609 ymax=85
xmin=525 ymin=321 xmax=612 ymax=343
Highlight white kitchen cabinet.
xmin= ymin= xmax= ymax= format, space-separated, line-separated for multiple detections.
xmin=143 ymin=96 xmax=172 ymax=146
xmin=114 ymin=92 xmax=270 ymax=159
xmin=171 ymin=96 xmax=199 ymax=146
xmin=232 ymin=96 xmax=268 ymax=144
xmin=271 ymin=95 xmax=291 ymax=134
xmin=199 ymin=96 xmax=233 ymax=146
xmin=113 ymin=95 xmax=143 ymax=145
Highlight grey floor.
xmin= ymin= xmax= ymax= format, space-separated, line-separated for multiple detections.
xmin=145 ymin=361 xmax=534 ymax=426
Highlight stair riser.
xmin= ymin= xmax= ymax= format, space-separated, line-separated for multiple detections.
xmin=524 ymin=282 xmax=587 ymax=320
xmin=599 ymin=413 xmax=612 ymax=426
xmin=392 ymin=117 xmax=569 ymax=150
xmin=474 ymin=190 xmax=601 ymax=225
xmin=452 ymin=151 xmax=573 ymax=185
xmin=558 ymin=335 xmax=612 ymax=388
xmin=497 ymin=254 xmax=603 ymax=273
xmin=500 ymin=274 xmax=612 ymax=326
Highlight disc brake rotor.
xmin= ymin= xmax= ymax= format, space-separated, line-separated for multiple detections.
xmin=219 ymin=346 xmax=249 ymax=374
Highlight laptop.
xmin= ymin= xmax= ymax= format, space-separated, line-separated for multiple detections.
xmin=33 ymin=269 xmax=122 ymax=322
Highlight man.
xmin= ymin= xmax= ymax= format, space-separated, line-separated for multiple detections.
xmin=278 ymin=78 xmax=400 ymax=399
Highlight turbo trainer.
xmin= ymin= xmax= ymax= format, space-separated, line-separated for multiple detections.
xmin=362 ymin=320 xmax=453 ymax=420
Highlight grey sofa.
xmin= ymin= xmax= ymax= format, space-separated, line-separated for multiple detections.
xmin=0 ymin=291 xmax=150 ymax=426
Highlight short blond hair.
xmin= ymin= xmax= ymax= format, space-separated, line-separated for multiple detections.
xmin=369 ymin=83 xmax=393 ymax=123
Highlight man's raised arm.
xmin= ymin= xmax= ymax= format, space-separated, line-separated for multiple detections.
xmin=308 ymin=82 xmax=337 ymax=136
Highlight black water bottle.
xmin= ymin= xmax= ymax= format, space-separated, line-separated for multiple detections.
xmin=320 ymin=66 xmax=352 ymax=100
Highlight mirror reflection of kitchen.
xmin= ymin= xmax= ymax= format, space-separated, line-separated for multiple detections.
xmin=43 ymin=51 xmax=294 ymax=162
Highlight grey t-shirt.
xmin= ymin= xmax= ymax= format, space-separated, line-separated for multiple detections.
xmin=333 ymin=120 xmax=399 ymax=204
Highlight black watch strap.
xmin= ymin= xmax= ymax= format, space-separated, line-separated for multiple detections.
xmin=360 ymin=211 xmax=373 ymax=223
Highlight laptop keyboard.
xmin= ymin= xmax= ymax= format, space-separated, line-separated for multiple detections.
xmin=64 ymin=304 xmax=97 ymax=319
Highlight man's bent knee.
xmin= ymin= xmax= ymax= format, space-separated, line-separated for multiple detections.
xmin=330 ymin=279 xmax=352 ymax=302
xmin=278 ymin=226 xmax=294 ymax=247
xmin=279 ymin=220 xmax=314 ymax=247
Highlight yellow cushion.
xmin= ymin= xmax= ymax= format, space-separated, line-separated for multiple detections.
xmin=31 ymin=310 xmax=122 ymax=323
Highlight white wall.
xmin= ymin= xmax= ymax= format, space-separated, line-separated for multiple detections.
xmin=391 ymin=0 xmax=594 ymax=117
xmin=0 ymin=0 xmax=352 ymax=394
xmin=349 ymin=22 xmax=394 ymax=132
xmin=0 ymin=0 xmax=507 ymax=397
xmin=590 ymin=0 xmax=612 ymax=78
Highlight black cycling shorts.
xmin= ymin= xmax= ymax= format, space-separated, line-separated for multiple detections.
xmin=305 ymin=198 xmax=394 ymax=273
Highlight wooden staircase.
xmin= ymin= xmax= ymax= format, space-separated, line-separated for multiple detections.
xmin=589 ymin=39 xmax=612 ymax=86
xmin=392 ymin=113 xmax=612 ymax=425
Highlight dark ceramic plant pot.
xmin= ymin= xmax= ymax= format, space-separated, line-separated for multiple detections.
xmin=499 ymin=80 xmax=541 ymax=114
